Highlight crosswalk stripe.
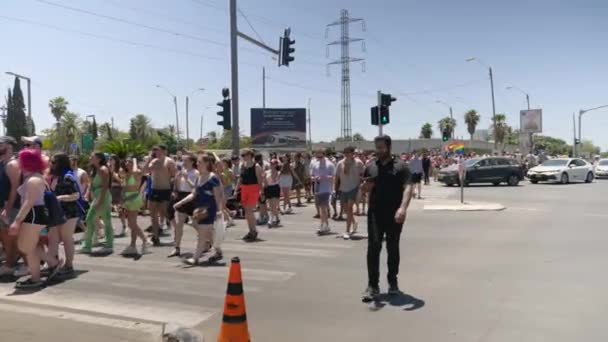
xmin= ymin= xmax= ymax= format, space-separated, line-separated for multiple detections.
xmin=75 ymin=269 xmax=262 ymax=294
xmin=0 ymin=285 xmax=216 ymax=327
xmin=75 ymin=257 xmax=295 ymax=282
xmin=0 ymin=302 xmax=162 ymax=336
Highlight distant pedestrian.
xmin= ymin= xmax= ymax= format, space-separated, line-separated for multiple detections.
xmin=422 ymin=153 xmax=431 ymax=185
xmin=409 ymin=153 xmax=423 ymax=199
xmin=361 ymin=135 xmax=413 ymax=302
xmin=310 ymin=148 xmax=335 ymax=235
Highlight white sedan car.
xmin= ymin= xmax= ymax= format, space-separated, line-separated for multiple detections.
xmin=595 ymin=159 xmax=608 ymax=178
xmin=527 ymin=158 xmax=594 ymax=184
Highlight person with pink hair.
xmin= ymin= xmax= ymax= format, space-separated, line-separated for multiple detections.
xmin=10 ymin=149 xmax=64 ymax=290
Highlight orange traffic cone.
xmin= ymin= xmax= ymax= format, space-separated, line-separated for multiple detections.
xmin=218 ymin=257 xmax=251 ymax=342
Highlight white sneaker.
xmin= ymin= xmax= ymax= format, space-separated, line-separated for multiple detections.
xmin=342 ymin=233 xmax=351 ymax=240
xmin=286 ymin=207 xmax=293 ymax=214
xmin=13 ymin=265 xmax=29 ymax=277
xmin=121 ymin=246 xmax=137 ymax=256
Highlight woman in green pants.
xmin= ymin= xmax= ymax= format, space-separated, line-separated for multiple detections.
xmin=79 ymin=152 xmax=113 ymax=254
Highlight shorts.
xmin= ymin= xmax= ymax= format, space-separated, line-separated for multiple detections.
xmin=279 ymin=175 xmax=293 ymax=189
xmin=240 ymin=184 xmax=260 ymax=207
xmin=411 ymin=173 xmax=423 ymax=184
xmin=24 ymin=205 xmax=50 ymax=226
xmin=340 ymin=187 xmax=359 ymax=203
xmin=110 ymin=186 xmax=123 ymax=205
xmin=149 ymin=189 xmax=172 ymax=203
xmin=315 ymin=192 xmax=331 ymax=206
xmin=264 ymin=184 xmax=281 ymax=199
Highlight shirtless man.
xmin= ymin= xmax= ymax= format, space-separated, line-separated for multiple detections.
xmin=0 ymin=136 xmax=21 ymax=277
xmin=144 ymin=145 xmax=176 ymax=246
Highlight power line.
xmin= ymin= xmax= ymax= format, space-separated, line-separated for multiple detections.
xmin=401 ymin=79 xmax=486 ymax=96
xmin=188 ymin=0 xmax=225 ymax=11
xmin=34 ymin=0 xmax=227 ymax=47
xmin=0 ymin=15 xmax=226 ymax=62
xmin=103 ymin=0 xmax=225 ymax=34
xmin=238 ymin=8 xmax=267 ymax=45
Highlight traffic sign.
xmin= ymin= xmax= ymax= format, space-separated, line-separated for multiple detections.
xmin=81 ymin=133 xmax=94 ymax=153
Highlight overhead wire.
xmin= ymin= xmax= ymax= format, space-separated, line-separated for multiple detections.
xmin=237 ymin=8 xmax=267 ymax=45
xmin=34 ymin=0 xmax=227 ymax=47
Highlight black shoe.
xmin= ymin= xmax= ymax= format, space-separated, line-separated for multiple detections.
xmin=58 ymin=265 xmax=75 ymax=278
xmin=243 ymin=231 xmax=258 ymax=242
xmin=16 ymin=278 xmax=45 ymax=290
xmin=151 ymin=237 xmax=161 ymax=247
xmin=313 ymin=214 xmax=320 ymax=219
xmin=362 ymin=286 xmax=380 ymax=303
xmin=145 ymin=226 xmax=153 ymax=233
xmin=167 ymin=247 xmax=181 ymax=258
xmin=208 ymin=252 xmax=223 ymax=263
xmin=388 ymin=283 xmax=401 ymax=296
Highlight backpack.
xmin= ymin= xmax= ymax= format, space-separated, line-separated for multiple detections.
xmin=65 ymin=171 xmax=88 ymax=216
xmin=44 ymin=185 xmax=67 ymax=227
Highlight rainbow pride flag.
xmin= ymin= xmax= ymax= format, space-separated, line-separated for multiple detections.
xmin=447 ymin=142 xmax=465 ymax=154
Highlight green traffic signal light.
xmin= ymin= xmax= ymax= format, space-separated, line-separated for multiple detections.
xmin=381 ymin=116 xmax=389 ymax=124
xmin=442 ymin=135 xmax=449 ymax=142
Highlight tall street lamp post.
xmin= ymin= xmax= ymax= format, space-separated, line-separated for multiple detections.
xmin=578 ymin=105 xmax=608 ymax=157
xmin=466 ymin=58 xmax=497 ymax=152
xmin=186 ymin=88 xmax=205 ymax=149
xmin=155 ymin=85 xmax=180 ymax=144
xmin=435 ymin=100 xmax=454 ymax=138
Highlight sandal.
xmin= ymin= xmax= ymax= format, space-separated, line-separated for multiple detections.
xmin=16 ymin=278 xmax=44 ymax=290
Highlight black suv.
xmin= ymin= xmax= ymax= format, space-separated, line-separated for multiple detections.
xmin=438 ymin=157 xmax=524 ymax=186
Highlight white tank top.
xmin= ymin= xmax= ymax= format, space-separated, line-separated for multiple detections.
xmin=177 ymin=169 xmax=198 ymax=192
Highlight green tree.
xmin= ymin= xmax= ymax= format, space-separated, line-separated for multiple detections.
xmin=205 ymin=131 xmax=218 ymax=144
xmin=101 ymin=140 xmax=147 ymax=159
xmin=49 ymin=96 xmax=69 ymax=129
xmin=352 ymin=132 xmax=366 ymax=141
xmin=464 ymin=109 xmax=480 ymax=146
xmin=533 ymin=135 xmax=571 ymax=156
xmin=492 ymin=114 xmax=508 ymax=148
xmin=207 ymin=130 xmax=250 ymax=150
xmin=420 ymin=122 xmax=433 ymax=139
xmin=129 ymin=114 xmax=159 ymax=147
xmin=6 ymin=79 xmax=28 ymax=143
xmin=91 ymin=117 xmax=98 ymax=140
xmin=438 ymin=116 xmax=456 ymax=138
xmin=580 ymin=139 xmax=600 ymax=156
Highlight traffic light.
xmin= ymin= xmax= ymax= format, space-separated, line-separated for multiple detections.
xmin=279 ymin=28 xmax=295 ymax=67
xmin=381 ymin=93 xmax=397 ymax=107
xmin=380 ymin=106 xmax=389 ymax=124
xmin=575 ymin=138 xmax=581 ymax=145
xmin=217 ymin=87 xmax=231 ymax=130
xmin=442 ymin=128 xmax=450 ymax=142
xmin=371 ymin=106 xmax=379 ymax=125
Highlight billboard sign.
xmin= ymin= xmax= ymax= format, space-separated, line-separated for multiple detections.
xmin=520 ymin=109 xmax=542 ymax=133
xmin=250 ymin=108 xmax=306 ymax=148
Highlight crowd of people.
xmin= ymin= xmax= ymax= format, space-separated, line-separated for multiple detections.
xmin=1 ymin=133 xmax=424 ymax=298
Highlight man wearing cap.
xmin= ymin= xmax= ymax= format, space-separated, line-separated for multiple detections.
xmin=22 ymin=136 xmax=50 ymax=166
xmin=0 ymin=136 xmax=21 ymax=277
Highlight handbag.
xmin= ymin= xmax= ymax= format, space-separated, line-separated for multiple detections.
xmin=192 ymin=207 xmax=209 ymax=222
xmin=44 ymin=186 xmax=67 ymax=227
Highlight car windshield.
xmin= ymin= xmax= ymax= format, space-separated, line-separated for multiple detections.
xmin=599 ymin=160 xmax=608 ymax=166
xmin=465 ymin=158 xmax=481 ymax=167
xmin=541 ymin=159 xmax=568 ymax=167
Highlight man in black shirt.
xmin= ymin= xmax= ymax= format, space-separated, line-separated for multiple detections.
xmin=361 ymin=135 xmax=413 ymax=302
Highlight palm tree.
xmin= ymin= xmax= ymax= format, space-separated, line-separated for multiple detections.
xmin=60 ymin=112 xmax=82 ymax=151
xmin=464 ymin=109 xmax=480 ymax=148
xmin=493 ymin=114 xmax=508 ymax=151
xmin=420 ymin=123 xmax=433 ymax=139
xmin=438 ymin=117 xmax=456 ymax=139
xmin=49 ymin=97 xmax=69 ymax=125
xmin=352 ymin=132 xmax=366 ymax=141
xmin=129 ymin=114 xmax=153 ymax=142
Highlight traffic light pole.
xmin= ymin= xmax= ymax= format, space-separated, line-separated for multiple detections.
xmin=229 ymin=0 xmax=240 ymax=156
xmin=229 ymin=0 xmax=284 ymax=155
xmin=377 ymin=90 xmax=382 ymax=136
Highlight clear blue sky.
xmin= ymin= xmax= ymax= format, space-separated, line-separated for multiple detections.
xmin=2 ymin=0 xmax=607 ymax=149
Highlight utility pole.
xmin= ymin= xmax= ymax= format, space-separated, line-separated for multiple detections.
xmin=200 ymin=114 xmax=204 ymax=140
xmin=0 ymin=106 xmax=7 ymax=135
xmin=489 ymin=67 xmax=497 ymax=152
xmin=377 ymin=91 xmax=382 ymax=136
xmin=573 ymin=112 xmax=577 ymax=157
xmin=326 ymin=9 xmax=366 ymax=140
xmin=173 ymin=96 xmax=180 ymax=145
xmin=307 ymin=98 xmax=312 ymax=150
xmin=229 ymin=0 xmax=240 ymax=155
xmin=185 ymin=96 xmax=190 ymax=149
xmin=111 ymin=117 xmax=115 ymax=131
xmin=578 ymin=105 xmax=608 ymax=157
xmin=262 ymin=67 xmax=266 ymax=108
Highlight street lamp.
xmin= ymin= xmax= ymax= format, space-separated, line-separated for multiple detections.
xmin=5 ymin=71 xmax=33 ymax=134
xmin=466 ymin=57 xmax=497 ymax=152
xmin=200 ymin=106 xmax=210 ymax=141
xmin=435 ymin=100 xmax=454 ymax=138
xmin=155 ymin=85 xmax=180 ymax=144
xmin=186 ymin=88 xmax=205 ymax=149
xmin=0 ymin=105 xmax=7 ymax=135
xmin=505 ymin=86 xmax=530 ymax=110
xmin=578 ymin=105 xmax=608 ymax=157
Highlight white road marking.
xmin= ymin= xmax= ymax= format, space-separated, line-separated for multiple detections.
xmin=0 ymin=285 xmax=216 ymax=327
xmin=0 ymin=302 xmax=162 ymax=336
xmin=76 ymin=257 xmax=296 ymax=282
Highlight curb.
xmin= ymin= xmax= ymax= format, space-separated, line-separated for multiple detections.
xmin=423 ymin=201 xmax=506 ymax=211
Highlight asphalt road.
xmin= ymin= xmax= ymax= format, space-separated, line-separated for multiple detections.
xmin=1 ymin=179 xmax=608 ymax=341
